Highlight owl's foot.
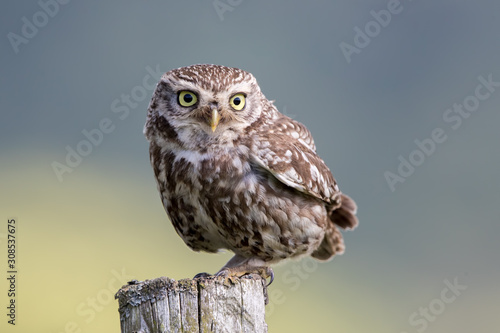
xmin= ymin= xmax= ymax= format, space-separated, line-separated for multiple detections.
xmin=215 ymin=265 xmax=273 ymax=305
xmin=193 ymin=267 xmax=273 ymax=283
xmin=215 ymin=266 xmax=274 ymax=285
xmin=216 ymin=254 xmax=274 ymax=286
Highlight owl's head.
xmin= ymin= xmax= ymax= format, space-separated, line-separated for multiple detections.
xmin=145 ymin=64 xmax=266 ymax=148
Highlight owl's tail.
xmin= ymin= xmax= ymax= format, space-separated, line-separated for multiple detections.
xmin=311 ymin=194 xmax=358 ymax=261
xmin=330 ymin=194 xmax=358 ymax=230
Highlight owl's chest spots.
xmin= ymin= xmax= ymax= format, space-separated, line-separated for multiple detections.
xmin=169 ymin=148 xmax=250 ymax=191
xmin=156 ymin=148 xmax=253 ymax=251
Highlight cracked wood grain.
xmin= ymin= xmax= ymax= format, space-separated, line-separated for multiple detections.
xmin=115 ymin=275 xmax=268 ymax=333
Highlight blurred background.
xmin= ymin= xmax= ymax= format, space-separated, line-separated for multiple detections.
xmin=1 ymin=0 xmax=499 ymax=332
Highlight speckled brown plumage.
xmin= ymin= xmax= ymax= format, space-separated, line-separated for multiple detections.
xmin=144 ymin=64 xmax=358 ymax=278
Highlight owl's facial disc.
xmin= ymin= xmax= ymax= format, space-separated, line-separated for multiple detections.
xmin=170 ymin=79 xmax=257 ymax=139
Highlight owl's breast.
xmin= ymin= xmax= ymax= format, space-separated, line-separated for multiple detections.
xmin=152 ymin=143 xmax=326 ymax=260
xmin=152 ymin=144 xmax=251 ymax=252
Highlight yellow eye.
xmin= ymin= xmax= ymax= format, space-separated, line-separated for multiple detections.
xmin=178 ymin=91 xmax=197 ymax=107
xmin=229 ymin=93 xmax=246 ymax=111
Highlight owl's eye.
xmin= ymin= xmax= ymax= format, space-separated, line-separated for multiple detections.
xmin=229 ymin=93 xmax=246 ymax=111
xmin=178 ymin=91 xmax=198 ymax=107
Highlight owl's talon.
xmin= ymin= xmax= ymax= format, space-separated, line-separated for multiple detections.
xmin=266 ymin=267 xmax=275 ymax=287
xmin=214 ymin=269 xmax=228 ymax=278
xmin=193 ymin=272 xmax=211 ymax=279
xmin=214 ymin=268 xmax=231 ymax=278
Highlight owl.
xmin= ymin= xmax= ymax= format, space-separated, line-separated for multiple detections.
xmin=144 ymin=64 xmax=358 ymax=282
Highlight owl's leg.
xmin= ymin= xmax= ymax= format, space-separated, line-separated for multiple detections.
xmin=215 ymin=254 xmax=274 ymax=286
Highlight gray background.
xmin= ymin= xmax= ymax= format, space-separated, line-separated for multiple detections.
xmin=1 ymin=1 xmax=499 ymax=332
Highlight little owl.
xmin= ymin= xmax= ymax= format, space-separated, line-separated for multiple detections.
xmin=144 ymin=64 xmax=358 ymax=282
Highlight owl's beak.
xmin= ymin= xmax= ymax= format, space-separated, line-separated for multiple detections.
xmin=210 ymin=108 xmax=220 ymax=132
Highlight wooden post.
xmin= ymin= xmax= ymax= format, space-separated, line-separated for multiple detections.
xmin=115 ymin=275 xmax=268 ymax=333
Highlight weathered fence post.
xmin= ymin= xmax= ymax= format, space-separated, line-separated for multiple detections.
xmin=115 ymin=275 xmax=268 ymax=333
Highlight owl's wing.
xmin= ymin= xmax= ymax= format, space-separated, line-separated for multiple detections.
xmin=250 ymin=116 xmax=340 ymax=205
xmin=273 ymin=114 xmax=317 ymax=152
